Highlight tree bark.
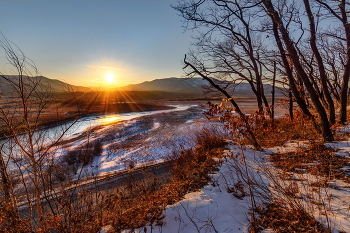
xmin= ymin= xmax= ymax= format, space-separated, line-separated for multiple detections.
xmin=289 ymin=90 xmax=294 ymax=121
xmin=315 ymin=0 xmax=350 ymax=124
xmin=271 ymin=60 xmax=276 ymax=120
xmin=303 ymin=0 xmax=336 ymax=125
xmin=339 ymin=0 xmax=350 ymax=124
xmin=263 ymin=0 xmax=334 ymax=141
xmin=271 ymin=19 xmax=321 ymax=133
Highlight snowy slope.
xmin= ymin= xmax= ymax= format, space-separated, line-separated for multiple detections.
xmin=112 ymin=139 xmax=350 ymax=233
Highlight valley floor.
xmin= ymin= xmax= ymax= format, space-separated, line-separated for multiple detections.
xmin=62 ymin=101 xmax=350 ymax=232
xmin=9 ymin=100 xmax=350 ymax=232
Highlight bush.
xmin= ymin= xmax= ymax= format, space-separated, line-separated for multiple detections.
xmin=62 ymin=150 xmax=79 ymax=165
xmin=62 ymin=140 xmax=103 ymax=166
xmin=123 ymin=159 xmax=136 ymax=169
xmin=47 ymin=164 xmax=69 ymax=182
xmin=195 ymin=127 xmax=227 ymax=151
xmin=51 ymin=128 xmax=227 ymax=232
xmin=93 ymin=140 xmax=103 ymax=156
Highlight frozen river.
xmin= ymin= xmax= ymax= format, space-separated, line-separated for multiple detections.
xmin=64 ymin=104 xmax=193 ymax=137
xmin=57 ymin=103 xmax=213 ymax=177
xmin=0 ymin=104 xmax=199 ymax=170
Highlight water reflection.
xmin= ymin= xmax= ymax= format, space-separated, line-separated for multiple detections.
xmin=98 ymin=115 xmax=121 ymax=125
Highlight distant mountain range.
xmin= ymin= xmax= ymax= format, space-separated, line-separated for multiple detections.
xmin=121 ymin=77 xmax=283 ymax=97
xmin=122 ymin=77 xmax=208 ymax=93
xmin=0 ymin=75 xmax=90 ymax=95
xmin=0 ymin=76 xmax=284 ymax=98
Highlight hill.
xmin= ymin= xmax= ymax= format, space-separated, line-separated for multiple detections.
xmin=122 ymin=77 xmax=207 ymax=94
xmin=0 ymin=75 xmax=90 ymax=95
xmin=121 ymin=77 xmax=284 ymax=97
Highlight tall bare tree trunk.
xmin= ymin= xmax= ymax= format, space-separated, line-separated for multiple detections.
xmin=315 ymin=0 xmax=350 ymax=124
xmin=303 ymin=0 xmax=336 ymax=125
xmin=271 ymin=19 xmax=321 ymax=133
xmin=271 ymin=61 xmax=276 ymax=120
xmin=289 ymin=90 xmax=294 ymax=121
xmin=339 ymin=0 xmax=350 ymax=124
xmin=264 ymin=0 xmax=334 ymax=141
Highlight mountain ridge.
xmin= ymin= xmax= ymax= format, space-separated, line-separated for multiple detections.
xmin=0 ymin=75 xmax=91 ymax=94
xmin=0 ymin=76 xmax=284 ymax=97
xmin=121 ymin=77 xmax=283 ymax=96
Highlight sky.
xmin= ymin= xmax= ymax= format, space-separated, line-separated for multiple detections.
xmin=0 ymin=0 xmax=193 ymax=87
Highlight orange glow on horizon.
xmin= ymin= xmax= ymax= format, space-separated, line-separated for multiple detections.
xmin=82 ymin=59 xmax=160 ymax=88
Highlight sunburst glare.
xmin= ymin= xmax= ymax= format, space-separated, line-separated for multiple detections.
xmin=105 ymin=73 xmax=115 ymax=83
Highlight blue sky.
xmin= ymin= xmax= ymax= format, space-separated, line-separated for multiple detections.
xmin=0 ymin=0 xmax=192 ymax=87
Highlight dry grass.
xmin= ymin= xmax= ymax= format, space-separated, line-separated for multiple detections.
xmin=232 ymin=111 xmax=319 ymax=148
xmin=216 ymin=108 xmax=350 ymax=232
xmin=1 ymin=128 xmax=226 ymax=232
xmin=269 ymin=142 xmax=350 ymax=183
xmin=252 ymin=200 xmax=328 ymax=233
xmin=0 ymin=204 xmax=31 ymax=233
xmin=93 ymin=133 xmax=225 ymax=232
xmin=3 ymin=101 xmax=350 ymax=232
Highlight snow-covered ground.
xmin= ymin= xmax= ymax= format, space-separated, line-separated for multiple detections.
xmin=43 ymin=102 xmax=350 ymax=232
xmin=110 ymin=138 xmax=350 ymax=233
xmin=56 ymin=104 xmax=210 ymax=178
xmin=117 ymin=143 xmax=267 ymax=233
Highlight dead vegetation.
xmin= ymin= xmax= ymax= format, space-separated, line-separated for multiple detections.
xmin=270 ymin=142 xmax=350 ymax=183
xmin=53 ymin=128 xmax=225 ymax=232
xmin=2 ymin=104 xmax=350 ymax=232
xmin=209 ymin=106 xmax=320 ymax=148
xmin=62 ymin=140 xmax=103 ymax=168
xmin=0 ymin=127 xmax=226 ymax=232
xmin=252 ymin=201 xmax=328 ymax=233
xmin=204 ymin=103 xmax=350 ymax=232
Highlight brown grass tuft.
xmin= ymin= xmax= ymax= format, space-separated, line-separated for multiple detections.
xmin=252 ymin=201 xmax=329 ymax=233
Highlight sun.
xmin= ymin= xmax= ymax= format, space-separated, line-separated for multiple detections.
xmin=105 ymin=73 xmax=115 ymax=83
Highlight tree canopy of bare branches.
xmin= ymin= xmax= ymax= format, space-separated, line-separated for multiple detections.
xmin=174 ymin=0 xmax=350 ymax=142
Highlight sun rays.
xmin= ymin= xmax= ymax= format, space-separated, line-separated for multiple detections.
xmin=105 ymin=73 xmax=115 ymax=83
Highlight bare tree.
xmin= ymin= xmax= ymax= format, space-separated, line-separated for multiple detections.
xmin=183 ymin=55 xmax=261 ymax=149
xmin=0 ymin=34 xmax=97 ymax=231
xmin=314 ymin=0 xmax=350 ymax=124
xmin=173 ymin=0 xmax=275 ymax=115
xmin=175 ymin=0 xmax=350 ymax=142
xmin=262 ymin=0 xmax=336 ymax=141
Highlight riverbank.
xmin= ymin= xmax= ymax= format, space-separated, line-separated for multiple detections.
xmin=0 ymin=102 xmax=174 ymax=138
xmin=54 ymin=104 xmax=207 ymax=177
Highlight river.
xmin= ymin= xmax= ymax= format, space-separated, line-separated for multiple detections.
xmin=0 ymin=105 xmax=194 ymax=164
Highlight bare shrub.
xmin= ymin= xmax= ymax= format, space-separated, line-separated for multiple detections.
xmin=62 ymin=150 xmax=80 ymax=166
xmin=253 ymin=201 xmax=328 ymax=232
xmin=195 ymin=126 xmax=227 ymax=151
xmin=270 ymin=142 xmax=350 ymax=182
xmin=93 ymin=140 xmax=103 ymax=156
xmin=123 ymin=159 xmax=136 ymax=169
xmin=0 ymin=205 xmax=31 ymax=232
xmin=227 ymin=180 xmax=247 ymax=200
xmin=218 ymin=142 xmax=335 ymax=232
xmin=46 ymin=163 xmax=69 ymax=182
xmin=207 ymin=103 xmax=320 ymax=148
xmin=62 ymin=140 xmax=103 ymax=167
